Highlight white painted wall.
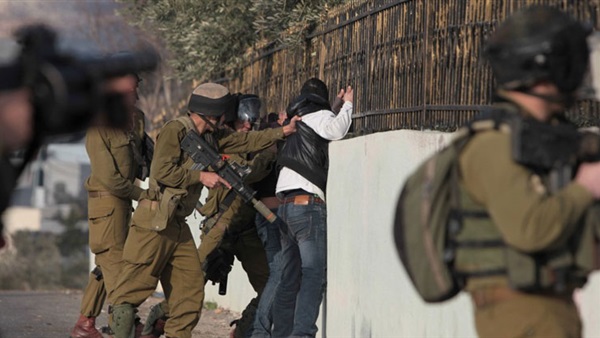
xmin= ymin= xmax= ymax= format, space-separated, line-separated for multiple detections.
xmin=204 ymin=128 xmax=600 ymax=337
xmin=325 ymin=130 xmax=478 ymax=338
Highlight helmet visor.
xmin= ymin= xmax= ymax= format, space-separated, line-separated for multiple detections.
xmin=238 ymin=96 xmax=261 ymax=123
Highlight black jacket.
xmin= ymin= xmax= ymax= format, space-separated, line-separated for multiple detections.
xmin=278 ymin=94 xmax=331 ymax=192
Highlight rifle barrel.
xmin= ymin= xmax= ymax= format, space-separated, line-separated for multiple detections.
xmin=251 ymin=198 xmax=278 ymax=223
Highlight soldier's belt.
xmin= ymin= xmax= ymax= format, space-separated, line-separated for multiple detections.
xmin=138 ymin=199 xmax=159 ymax=211
xmin=88 ymin=191 xmax=113 ymax=198
xmin=281 ymin=195 xmax=324 ymax=206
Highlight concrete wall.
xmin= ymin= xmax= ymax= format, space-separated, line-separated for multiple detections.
xmin=325 ymin=130 xmax=478 ymax=337
xmin=2 ymin=207 xmax=41 ymax=233
xmin=198 ymin=129 xmax=600 ymax=337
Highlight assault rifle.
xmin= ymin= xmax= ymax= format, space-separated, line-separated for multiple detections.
xmin=510 ymin=115 xmax=600 ymax=190
xmin=137 ymin=133 xmax=154 ymax=180
xmin=180 ymin=129 xmax=279 ymax=224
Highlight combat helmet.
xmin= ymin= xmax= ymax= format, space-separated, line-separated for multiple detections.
xmin=237 ymin=94 xmax=261 ymax=123
xmin=484 ymin=6 xmax=591 ymax=96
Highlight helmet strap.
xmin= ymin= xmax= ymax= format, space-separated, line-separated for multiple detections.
xmin=197 ymin=112 xmax=221 ymax=131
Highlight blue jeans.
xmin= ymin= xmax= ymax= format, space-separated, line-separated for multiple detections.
xmin=251 ymin=209 xmax=284 ymax=337
xmin=272 ymin=200 xmax=327 ymax=338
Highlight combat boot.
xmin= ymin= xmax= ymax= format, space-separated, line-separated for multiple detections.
xmin=110 ymin=303 xmax=136 ymax=338
xmin=70 ymin=314 xmax=103 ymax=338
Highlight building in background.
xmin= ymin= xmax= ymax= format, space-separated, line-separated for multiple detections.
xmin=4 ymin=140 xmax=90 ymax=234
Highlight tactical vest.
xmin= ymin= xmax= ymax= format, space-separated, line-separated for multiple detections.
xmin=168 ymin=116 xmax=205 ymax=219
xmin=132 ymin=116 xmax=202 ymax=231
xmin=454 ymin=119 xmax=596 ymax=294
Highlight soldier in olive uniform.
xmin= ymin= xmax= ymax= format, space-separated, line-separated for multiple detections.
xmin=196 ymin=95 xmax=271 ymax=267
xmin=109 ymin=83 xmax=299 ymax=338
xmin=201 ymin=95 xmax=275 ymax=338
xmin=70 ymin=75 xmax=150 ymax=338
xmin=457 ymin=6 xmax=600 ymax=337
xmin=140 ymin=94 xmax=276 ymax=338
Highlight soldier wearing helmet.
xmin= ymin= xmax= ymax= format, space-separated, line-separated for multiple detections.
xmin=456 ymin=6 xmax=600 ymax=337
xmin=196 ymin=93 xmax=276 ymax=338
xmin=108 ymin=83 xmax=299 ymax=338
xmin=236 ymin=94 xmax=261 ymax=131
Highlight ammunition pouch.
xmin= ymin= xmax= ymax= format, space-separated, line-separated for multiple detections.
xmin=456 ymin=183 xmax=592 ymax=294
xmin=133 ymin=186 xmax=187 ymax=231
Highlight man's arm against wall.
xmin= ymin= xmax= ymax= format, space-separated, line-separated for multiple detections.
xmin=310 ymin=101 xmax=353 ymax=141
xmin=311 ymin=87 xmax=354 ymax=140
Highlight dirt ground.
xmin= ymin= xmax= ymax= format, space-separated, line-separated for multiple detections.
xmin=0 ymin=290 xmax=238 ymax=338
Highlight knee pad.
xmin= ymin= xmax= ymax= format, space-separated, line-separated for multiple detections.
xmin=109 ymin=303 xmax=135 ymax=338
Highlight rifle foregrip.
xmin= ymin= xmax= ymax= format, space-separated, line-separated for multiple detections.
xmin=252 ymin=198 xmax=278 ymax=223
xmin=219 ymin=275 xmax=228 ymax=295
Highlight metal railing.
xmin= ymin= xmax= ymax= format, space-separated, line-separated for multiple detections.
xmin=221 ymin=0 xmax=600 ymax=135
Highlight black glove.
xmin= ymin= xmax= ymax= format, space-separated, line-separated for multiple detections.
xmin=203 ymin=248 xmax=234 ymax=284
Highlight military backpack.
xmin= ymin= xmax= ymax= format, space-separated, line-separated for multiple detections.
xmin=393 ymin=115 xmax=508 ymax=302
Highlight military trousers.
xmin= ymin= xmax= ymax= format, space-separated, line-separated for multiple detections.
xmin=145 ymin=220 xmax=269 ymax=338
xmin=198 ymin=221 xmax=227 ymax=267
xmin=220 ymin=225 xmax=270 ymax=338
xmin=473 ymin=291 xmax=581 ymax=338
xmin=111 ymin=218 xmax=205 ymax=338
xmin=80 ymin=194 xmax=131 ymax=317
xmin=220 ymin=225 xmax=269 ymax=298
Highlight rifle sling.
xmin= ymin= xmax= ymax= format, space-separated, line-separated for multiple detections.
xmin=207 ymin=189 xmax=237 ymax=226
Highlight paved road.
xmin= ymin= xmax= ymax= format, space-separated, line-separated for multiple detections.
xmin=0 ymin=290 xmax=237 ymax=338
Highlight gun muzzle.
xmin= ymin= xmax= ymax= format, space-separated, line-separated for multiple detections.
xmin=252 ymin=198 xmax=278 ymax=223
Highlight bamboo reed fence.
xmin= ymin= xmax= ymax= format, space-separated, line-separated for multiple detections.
xmin=219 ymin=0 xmax=600 ymax=135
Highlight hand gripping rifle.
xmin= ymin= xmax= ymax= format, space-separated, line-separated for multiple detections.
xmin=203 ymin=248 xmax=235 ymax=295
xmin=180 ymin=129 xmax=278 ymax=224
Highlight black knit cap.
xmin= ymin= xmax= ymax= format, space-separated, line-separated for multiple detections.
xmin=188 ymin=83 xmax=235 ymax=117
